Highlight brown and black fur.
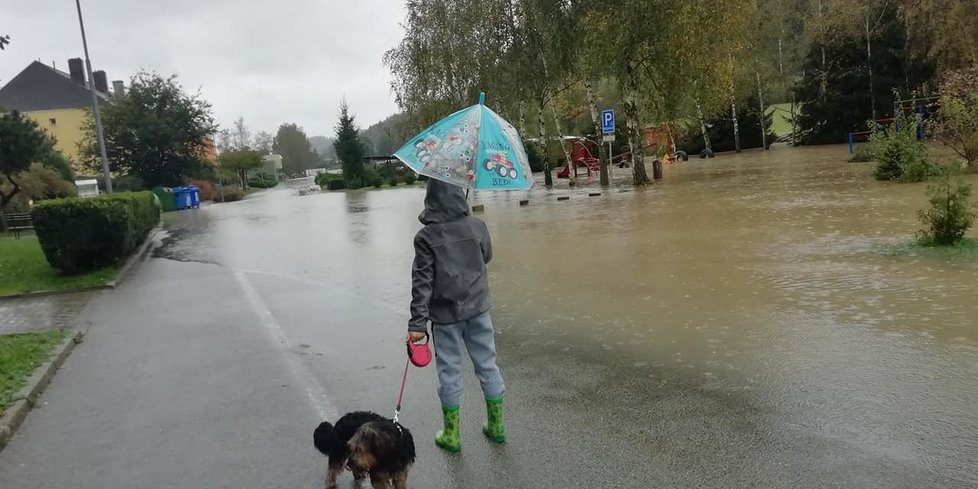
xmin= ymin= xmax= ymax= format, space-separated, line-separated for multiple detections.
xmin=314 ymin=411 xmax=416 ymax=489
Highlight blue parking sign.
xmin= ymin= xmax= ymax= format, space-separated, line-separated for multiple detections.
xmin=601 ymin=109 xmax=615 ymax=134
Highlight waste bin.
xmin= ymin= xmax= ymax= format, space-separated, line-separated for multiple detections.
xmin=152 ymin=187 xmax=176 ymax=212
xmin=652 ymin=160 xmax=663 ymax=180
xmin=188 ymin=185 xmax=200 ymax=208
xmin=172 ymin=186 xmax=193 ymax=210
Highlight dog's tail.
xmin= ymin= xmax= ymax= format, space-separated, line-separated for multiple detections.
xmin=313 ymin=421 xmax=334 ymax=456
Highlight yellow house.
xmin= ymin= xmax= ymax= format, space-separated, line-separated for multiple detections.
xmin=0 ymin=59 xmax=121 ymax=174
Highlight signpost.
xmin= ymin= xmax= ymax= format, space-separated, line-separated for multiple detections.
xmin=601 ymin=110 xmax=615 ymax=180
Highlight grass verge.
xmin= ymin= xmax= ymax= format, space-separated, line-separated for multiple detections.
xmin=0 ymin=236 xmax=116 ymax=297
xmin=0 ymin=330 xmax=66 ymax=414
xmin=879 ymin=237 xmax=978 ymax=262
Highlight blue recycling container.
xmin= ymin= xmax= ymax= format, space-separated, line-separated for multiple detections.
xmin=172 ymin=186 xmax=193 ymax=210
xmin=187 ymin=185 xmax=200 ymax=208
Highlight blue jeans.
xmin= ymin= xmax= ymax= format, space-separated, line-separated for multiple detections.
xmin=432 ymin=312 xmax=506 ymax=408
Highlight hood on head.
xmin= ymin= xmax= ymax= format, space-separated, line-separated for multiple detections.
xmin=419 ymin=178 xmax=468 ymax=224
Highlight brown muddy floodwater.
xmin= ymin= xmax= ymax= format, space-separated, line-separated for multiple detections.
xmin=159 ymin=144 xmax=977 ymax=487
xmin=477 ymin=144 xmax=978 ymax=486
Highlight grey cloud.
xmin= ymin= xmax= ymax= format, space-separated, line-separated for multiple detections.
xmin=1 ymin=0 xmax=406 ymax=136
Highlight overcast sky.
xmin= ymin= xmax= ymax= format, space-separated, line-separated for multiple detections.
xmin=1 ymin=0 xmax=406 ymax=137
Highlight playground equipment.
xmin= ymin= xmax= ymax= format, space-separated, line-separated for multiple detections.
xmin=556 ymin=137 xmax=602 ymax=178
xmin=846 ymin=96 xmax=939 ymax=153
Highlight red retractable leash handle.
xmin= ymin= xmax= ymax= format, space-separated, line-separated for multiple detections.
xmin=394 ymin=332 xmax=431 ymax=423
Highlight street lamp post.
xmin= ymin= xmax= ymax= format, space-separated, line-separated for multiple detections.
xmin=74 ymin=0 xmax=112 ymax=193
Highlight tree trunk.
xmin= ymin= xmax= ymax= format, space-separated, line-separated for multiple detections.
xmin=518 ymin=100 xmax=527 ymax=139
xmin=778 ymin=36 xmax=784 ymax=79
xmin=585 ymin=78 xmax=610 ymax=186
xmin=818 ymin=0 xmax=827 ymax=100
xmin=624 ymin=59 xmax=650 ymax=185
xmin=865 ymin=16 xmax=876 ymax=120
xmin=694 ymin=97 xmax=712 ymax=153
xmin=551 ymin=103 xmax=576 ymax=185
xmin=0 ymin=176 xmax=22 ymax=221
xmin=731 ymin=80 xmax=742 ymax=153
xmin=756 ymin=70 xmax=768 ymax=150
xmin=538 ymin=102 xmax=552 ymax=187
xmin=778 ymin=25 xmax=797 ymax=146
xmin=790 ymin=92 xmax=798 ymax=146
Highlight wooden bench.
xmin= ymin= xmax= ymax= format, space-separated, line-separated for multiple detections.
xmin=1 ymin=212 xmax=33 ymax=239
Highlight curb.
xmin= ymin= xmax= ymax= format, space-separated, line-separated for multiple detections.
xmin=0 ymin=329 xmax=83 ymax=452
xmin=107 ymin=225 xmax=161 ymax=289
xmin=0 ymin=226 xmax=161 ymax=302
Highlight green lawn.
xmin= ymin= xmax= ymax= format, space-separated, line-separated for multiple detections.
xmin=880 ymin=237 xmax=978 ymax=262
xmin=766 ymin=103 xmax=797 ymax=137
xmin=0 ymin=236 xmax=116 ymax=297
xmin=0 ymin=330 xmax=66 ymax=414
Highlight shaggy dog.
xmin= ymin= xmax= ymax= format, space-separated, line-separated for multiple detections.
xmin=314 ymin=411 xmax=416 ymax=489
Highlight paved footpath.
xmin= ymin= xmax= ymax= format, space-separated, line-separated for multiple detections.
xmin=0 ymin=292 xmax=93 ymax=335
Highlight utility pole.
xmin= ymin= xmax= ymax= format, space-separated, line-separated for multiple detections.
xmin=75 ymin=0 xmax=112 ymax=193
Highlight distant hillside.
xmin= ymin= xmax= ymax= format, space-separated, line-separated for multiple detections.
xmin=361 ymin=112 xmax=412 ymax=156
xmin=308 ymin=136 xmax=336 ymax=163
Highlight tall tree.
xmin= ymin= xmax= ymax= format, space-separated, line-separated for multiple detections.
xmin=333 ymin=101 xmax=366 ymax=184
xmin=0 ymin=111 xmax=52 ymax=211
xmin=795 ymin=4 xmax=934 ymax=144
xmin=229 ymin=117 xmax=252 ymax=151
xmin=900 ymin=0 xmax=978 ymax=73
xmin=81 ymin=72 xmax=217 ymax=187
xmin=272 ymin=123 xmax=316 ymax=175
xmin=218 ymin=149 xmax=262 ymax=189
xmin=585 ymin=0 xmax=752 ymax=184
xmin=253 ymin=131 xmax=273 ymax=154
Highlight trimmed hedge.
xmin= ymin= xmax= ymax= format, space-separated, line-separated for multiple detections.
xmin=326 ymin=178 xmax=346 ymax=191
xmin=31 ymin=192 xmax=160 ymax=275
xmin=247 ymin=177 xmax=278 ymax=189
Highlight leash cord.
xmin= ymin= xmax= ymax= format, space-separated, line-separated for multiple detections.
xmin=393 ymin=358 xmax=410 ymax=423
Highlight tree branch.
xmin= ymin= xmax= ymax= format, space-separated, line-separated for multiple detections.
xmin=1 ymin=174 xmax=22 ymax=209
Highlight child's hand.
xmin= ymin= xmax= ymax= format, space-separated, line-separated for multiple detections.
xmin=407 ymin=331 xmax=427 ymax=343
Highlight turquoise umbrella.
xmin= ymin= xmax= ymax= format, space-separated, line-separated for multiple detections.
xmin=394 ymin=93 xmax=533 ymax=191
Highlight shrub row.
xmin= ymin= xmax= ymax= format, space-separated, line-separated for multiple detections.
xmin=31 ymin=191 xmax=160 ymax=275
xmin=247 ymin=176 xmax=278 ymax=189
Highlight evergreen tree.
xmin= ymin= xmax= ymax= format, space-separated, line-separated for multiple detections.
xmin=681 ymin=95 xmax=776 ymax=154
xmin=795 ymin=7 xmax=934 ymax=145
xmin=333 ymin=101 xmax=365 ymax=185
xmin=272 ymin=123 xmax=317 ymax=175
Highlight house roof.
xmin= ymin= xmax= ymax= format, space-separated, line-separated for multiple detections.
xmin=0 ymin=60 xmax=109 ymax=112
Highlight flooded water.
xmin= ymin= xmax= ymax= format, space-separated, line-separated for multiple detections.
xmin=158 ymin=144 xmax=978 ymax=487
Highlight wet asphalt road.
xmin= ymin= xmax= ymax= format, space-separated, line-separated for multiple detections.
xmin=1 ymin=166 xmax=975 ymax=488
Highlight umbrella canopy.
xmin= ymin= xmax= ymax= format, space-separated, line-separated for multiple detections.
xmin=394 ymin=93 xmax=533 ymax=191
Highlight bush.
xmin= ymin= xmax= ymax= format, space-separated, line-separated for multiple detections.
xmin=848 ymin=145 xmax=875 ymax=163
xmin=315 ymin=173 xmax=331 ymax=187
xmin=39 ymin=150 xmax=74 ymax=181
xmin=113 ymin=175 xmax=146 ymax=192
xmin=247 ymin=176 xmax=278 ymax=189
xmin=346 ymin=177 xmax=363 ymax=190
xmin=404 ymin=172 xmax=417 ymax=185
xmin=327 ymin=178 xmax=346 ymax=191
xmin=221 ymin=186 xmax=245 ymax=202
xmin=362 ymin=166 xmax=384 ymax=188
xmin=933 ymin=68 xmax=978 ymax=169
xmin=31 ymin=192 xmax=159 ymax=274
xmin=0 ymin=163 xmax=77 ymax=213
xmin=188 ymin=179 xmax=214 ymax=201
xmin=388 ymin=178 xmax=399 ymax=187
xmin=871 ymin=115 xmax=934 ymax=182
xmin=918 ymin=168 xmax=976 ymax=246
